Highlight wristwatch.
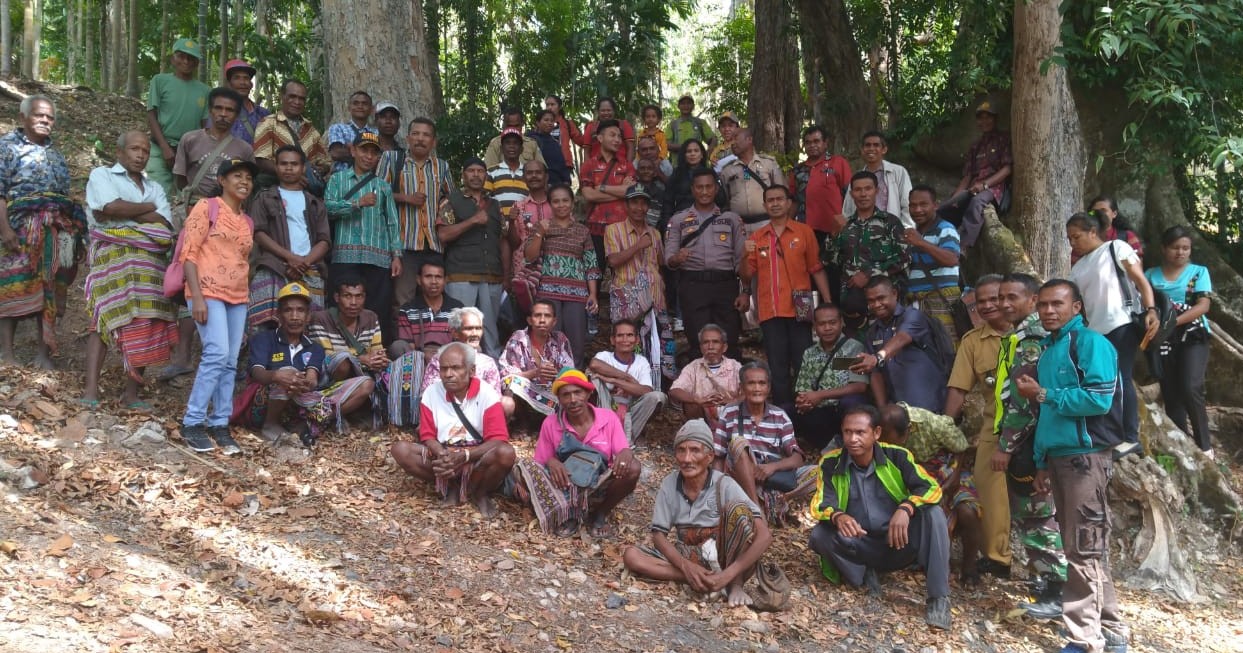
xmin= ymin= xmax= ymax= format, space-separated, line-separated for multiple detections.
xmin=876 ymin=349 xmax=888 ymax=365
xmin=1036 ymin=388 xmax=1048 ymax=404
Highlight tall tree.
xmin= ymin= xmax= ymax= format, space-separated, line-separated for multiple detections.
xmin=320 ymin=0 xmax=438 ymax=126
xmin=108 ymin=0 xmax=121 ymax=90
xmin=1010 ymin=0 xmax=1081 ymax=278
xmin=197 ymin=0 xmax=207 ymax=82
xmin=124 ymin=0 xmax=138 ymax=95
xmin=747 ymin=0 xmax=801 ymax=154
xmin=22 ymin=0 xmax=41 ymax=80
xmin=84 ymin=0 xmax=95 ymax=85
xmin=796 ymin=0 xmax=875 ymax=154
xmin=1 ymin=0 xmax=11 ymax=78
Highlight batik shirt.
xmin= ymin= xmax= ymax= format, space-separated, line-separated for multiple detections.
xmin=900 ymin=403 xmax=968 ymax=464
xmin=500 ymin=328 xmax=575 ymax=386
xmin=995 ymin=312 xmax=1048 ymax=454
xmin=829 ymin=209 xmax=909 ymax=289
xmin=965 ymin=130 xmax=1013 ymax=198
xmin=0 ymin=130 xmax=70 ymax=200
xmin=793 ymin=337 xmax=868 ymax=408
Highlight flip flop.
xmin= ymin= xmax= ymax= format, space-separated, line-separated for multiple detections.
xmin=73 ymin=398 xmax=101 ymax=409
xmin=157 ymin=364 xmax=194 ymax=381
xmin=125 ymin=401 xmax=154 ymax=412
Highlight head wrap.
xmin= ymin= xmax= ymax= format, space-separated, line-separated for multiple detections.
xmin=551 ymin=367 xmax=593 ymax=395
xmin=673 ymin=419 xmax=714 ymax=452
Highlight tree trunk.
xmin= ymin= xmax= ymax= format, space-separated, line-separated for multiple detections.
xmin=233 ymin=0 xmax=244 ymax=60
xmin=747 ymin=0 xmax=801 ymax=155
xmin=796 ymin=0 xmax=875 ymax=155
xmin=218 ymin=0 xmax=228 ymax=82
xmin=1 ymin=0 xmax=11 ymax=78
xmin=254 ymin=0 xmax=269 ymax=37
xmin=1010 ymin=0 xmax=1082 ymax=279
xmin=84 ymin=0 xmax=94 ymax=86
xmin=108 ymin=0 xmax=121 ymax=91
xmin=124 ymin=0 xmax=138 ymax=96
xmin=22 ymin=0 xmax=40 ymax=80
xmin=320 ymin=0 xmax=437 ymax=125
xmin=64 ymin=0 xmax=75 ymax=82
xmin=159 ymin=0 xmax=169 ymax=73
xmin=197 ymin=0 xmax=207 ymax=83
xmin=424 ymin=0 xmax=444 ymax=117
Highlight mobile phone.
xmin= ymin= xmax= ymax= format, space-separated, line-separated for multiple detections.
xmin=831 ymin=355 xmax=864 ymax=371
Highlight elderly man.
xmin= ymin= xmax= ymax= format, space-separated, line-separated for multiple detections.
xmin=253 ymin=79 xmax=331 ymax=192
xmin=248 ymin=145 xmax=332 ymax=332
xmin=438 ymin=157 xmax=509 ymax=357
xmin=391 ymin=259 xmax=464 ymax=357
xmin=420 ymin=307 xmax=513 ymax=416
xmin=381 ymin=116 xmax=453 ymax=308
xmin=712 ymin=362 xmax=818 ymax=526
xmin=390 ymin=342 xmax=516 ymax=517
xmin=509 ymin=368 xmax=640 ymax=537
xmin=623 ymin=419 xmax=773 ymax=608
xmin=501 ymin=299 xmax=575 ymax=419
xmin=144 ymin=38 xmax=211 ymax=195
xmin=221 ymin=59 xmax=269 ymax=145
xmin=668 ymin=324 xmax=742 ymax=425
xmin=0 ymin=95 xmax=85 ymax=368
xmin=589 ymin=319 xmax=668 ymax=444
xmin=82 ymin=131 xmax=179 ymax=407
xmin=810 ymin=405 xmax=952 ymax=630
xmin=244 ymin=282 xmax=375 ymax=447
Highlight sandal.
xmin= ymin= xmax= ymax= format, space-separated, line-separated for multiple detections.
xmin=587 ymin=518 xmax=616 ymax=540
xmin=157 ymin=364 xmax=194 ymax=381
xmin=555 ymin=519 xmax=581 ymax=538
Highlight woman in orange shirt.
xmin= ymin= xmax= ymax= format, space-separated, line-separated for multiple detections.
xmin=179 ymin=158 xmax=256 ymax=455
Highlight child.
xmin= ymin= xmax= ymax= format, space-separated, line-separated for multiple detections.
xmin=638 ymin=104 xmax=668 ymax=161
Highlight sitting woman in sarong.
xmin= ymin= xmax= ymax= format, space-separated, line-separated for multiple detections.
xmin=508 ymin=368 xmax=640 ymax=538
xmin=623 ymin=420 xmax=773 ymax=607
xmin=238 ymin=282 xmax=374 ymax=446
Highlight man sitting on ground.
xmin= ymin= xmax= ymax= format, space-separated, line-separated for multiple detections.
xmin=669 ymin=324 xmax=742 ymax=426
xmin=623 ymin=419 xmax=774 ymax=607
xmin=588 ymin=319 xmax=668 ymax=444
xmin=420 ymin=307 xmax=513 ymax=418
xmin=809 ymin=405 xmax=952 ymax=630
xmin=390 ymin=342 xmax=516 ymax=517
xmin=713 ymin=362 xmax=818 ymax=526
xmin=501 ymin=299 xmax=575 ymax=420
xmin=880 ymin=402 xmax=984 ymax=584
xmin=791 ymin=304 xmax=869 ymax=451
xmin=307 ymin=275 xmax=389 ymax=382
xmin=245 ymin=282 xmax=375 ymax=446
xmin=390 ymin=260 xmax=464 ymax=357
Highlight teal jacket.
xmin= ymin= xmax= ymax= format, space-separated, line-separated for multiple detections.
xmin=1033 ymin=314 xmax=1123 ymax=468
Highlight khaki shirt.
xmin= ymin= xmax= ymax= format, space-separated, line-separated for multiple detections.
xmin=718 ymin=154 xmax=783 ymax=218
xmin=948 ymin=322 xmax=1004 ymax=442
xmin=663 ymin=206 xmax=746 ymax=273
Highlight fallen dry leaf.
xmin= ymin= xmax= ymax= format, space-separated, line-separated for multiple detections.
xmin=444 ymin=587 xmax=465 ymax=600
xmin=222 ymin=491 xmax=244 ymax=507
xmin=0 ymin=540 xmax=18 ymax=556
xmin=101 ymin=534 xmax=124 ymax=543
xmin=46 ymin=534 xmax=73 ymax=557
xmin=304 ymin=609 xmax=342 ymax=625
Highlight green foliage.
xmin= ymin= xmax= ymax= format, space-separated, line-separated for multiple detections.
xmin=686 ymin=6 xmax=753 ymax=120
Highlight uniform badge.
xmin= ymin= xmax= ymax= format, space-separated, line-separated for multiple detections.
xmin=718 ymin=233 xmax=727 ymax=242
xmin=273 ymin=352 xmax=286 ymax=362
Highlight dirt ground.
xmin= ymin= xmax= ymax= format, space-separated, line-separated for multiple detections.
xmin=2 ymin=81 xmax=1242 ymax=653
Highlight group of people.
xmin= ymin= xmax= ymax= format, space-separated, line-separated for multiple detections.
xmin=0 ymin=37 xmax=1222 ymax=653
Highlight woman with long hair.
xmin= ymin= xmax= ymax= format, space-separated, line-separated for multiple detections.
xmin=523 ymin=184 xmax=600 ymax=365
xmin=1145 ymin=226 xmax=1214 ymax=457
xmin=1066 ymin=211 xmax=1158 ymax=458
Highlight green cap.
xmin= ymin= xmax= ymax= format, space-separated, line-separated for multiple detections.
xmin=172 ymin=38 xmax=203 ymax=60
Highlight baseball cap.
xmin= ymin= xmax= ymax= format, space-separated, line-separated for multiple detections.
xmin=624 ymin=184 xmax=651 ymax=200
xmin=975 ymin=101 xmax=999 ymax=116
xmin=500 ymin=127 xmax=523 ymax=141
xmin=172 ymin=38 xmax=203 ymax=60
xmin=353 ymin=131 xmax=382 ymax=149
xmin=277 ymin=282 xmax=312 ymax=303
xmin=718 ymin=111 xmax=739 ymax=126
xmin=374 ymin=102 xmax=400 ymax=117
xmin=216 ymin=158 xmax=258 ymax=178
xmin=223 ymin=59 xmax=255 ymax=78
xmin=678 ymin=94 xmax=694 ymax=104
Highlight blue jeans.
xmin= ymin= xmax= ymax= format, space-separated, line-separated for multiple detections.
xmin=184 ymin=299 xmax=246 ymax=427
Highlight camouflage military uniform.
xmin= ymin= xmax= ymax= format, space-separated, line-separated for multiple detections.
xmin=996 ymin=312 xmax=1068 ymax=582
xmin=825 ymin=209 xmax=910 ymax=290
xmin=898 ymin=404 xmax=979 ymax=528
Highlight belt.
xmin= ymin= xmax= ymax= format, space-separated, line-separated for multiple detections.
xmin=681 ymin=269 xmax=738 ymax=282
xmin=741 ymin=214 xmax=769 ymax=225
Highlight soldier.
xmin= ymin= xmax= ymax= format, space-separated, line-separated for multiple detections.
xmin=827 ymin=171 xmax=909 ymax=330
xmin=992 ymin=272 xmax=1068 ymax=619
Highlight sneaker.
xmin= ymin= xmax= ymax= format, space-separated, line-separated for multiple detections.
xmin=1103 ymin=629 xmax=1128 ymax=653
xmin=1112 ymin=441 xmax=1143 ymax=460
xmin=924 ymin=596 xmax=951 ymax=630
xmin=207 ymin=426 xmax=242 ymax=456
xmin=181 ymin=424 xmax=215 ymax=453
xmin=1059 ymin=645 xmax=1088 ymax=653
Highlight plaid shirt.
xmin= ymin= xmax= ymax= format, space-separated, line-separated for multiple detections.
xmin=579 ymin=154 xmax=636 ymax=237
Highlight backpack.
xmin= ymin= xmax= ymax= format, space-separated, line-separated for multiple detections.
xmin=914 ymin=310 xmax=957 ymax=380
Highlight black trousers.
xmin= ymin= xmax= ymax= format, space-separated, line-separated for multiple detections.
xmin=793 ymin=393 xmax=869 ymax=452
xmin=329 ymin=262 xmax=395 ymax=344
xmin=810 ymin=506 xmax=951 ymax=599
xmin=760 ymin=317 xmax=813 ymax=405
xmin=678 ymin=275 xmax=742 ymax=360
xmin=1160 ymin=338 xmax=1211 ymax=450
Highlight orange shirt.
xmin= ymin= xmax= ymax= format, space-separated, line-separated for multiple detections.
xmin=637 ymin=126 xmax=669 ymax=160
xmin=178 ymin=198 xmax=254 ymax=305
xmin=745 ymin=220 xmax=822 ymax=322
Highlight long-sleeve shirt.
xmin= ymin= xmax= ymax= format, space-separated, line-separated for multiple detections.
xmin=995 ymin=312 xmax=1047 ymax=454
xmin=810 ymin=442 xmax=941 ymax=524
xmin=324 ymin=168 xmax=401 ymax=268
xmin=829 ymin=209 xmax=910 ymax=286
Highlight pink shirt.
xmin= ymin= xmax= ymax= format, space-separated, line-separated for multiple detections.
xmin=533 ymin=406 xmax=630 ymax=466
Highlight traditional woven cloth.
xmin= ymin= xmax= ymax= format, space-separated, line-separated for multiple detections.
xmin=234 ymin=375 xmax=372 ymax=438
xmin=637 ymin=498 xmax=756 ymax=569
xmin=0 ymin=193 xmax=86 ymax=350
xmin=377 ymin=350 xmax=425 ymax=426
xmin=247 ymin=266 xmax=324 ymax=332
xmin=85 ymin=223 xmax=179 ymax=371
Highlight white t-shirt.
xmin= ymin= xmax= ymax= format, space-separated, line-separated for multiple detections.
xmin=1069 ymin=240 xmax=1139 ymax=335
xmin=592 ymin=350 xmax=653 ymax=405
xmin=279 ymin=186 xmax=312 ymax=256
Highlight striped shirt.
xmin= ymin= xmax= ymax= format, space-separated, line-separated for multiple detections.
xmin=324 ymin=168 xmax=402 ymax=267
xmin=907 ymin=219 xmax=960 ymax=293
xmin=712 ymin=402 xmax=801 ymax=464
xmin=307 ymin=308 xmax=383 ymax=358
xmin=603 ymin=219 xmax=664 ymax=310
xmin=483 ymin=162 xmax=528 ymax=219
xmin=253 ymin=113 xmax=330 ymax=170
xmin=381 ymin=153 xmax=453 ymax=252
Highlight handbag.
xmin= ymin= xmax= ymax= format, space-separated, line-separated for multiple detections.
xmin=170 ymin=135 xmax=235 ymax=231
xmin=769 ymin=234 xmax=815 ymax=323
xmin=1109 ymin=242 xmax=1176 ymax=343
xmin=714 ymin=472 xmax=790 ymax=611
xmin=555 ymin=426 xmax=610 ymax=489
xmin=609 ymin=268 xmax=655 ymax=322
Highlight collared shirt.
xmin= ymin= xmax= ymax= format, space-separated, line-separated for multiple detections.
xmin=712 ymin=401 xmax=801 ymax=464
xmin=746 ymin=220 xmax=823 ymax=322
xmin=172 ymin=129 xmax=255 ymax=198
xmin=650 ymin=470 xmax=760 ymax=534
xmin=254 ymin=113 xmax=331 ymax=169
xmin=325 ymin=121 xmax=378 ymax=173
xmin=663 ymin=206 xmax=746 ymax=273
xmin=483 ymin=162 xmax=529 ymax=218
xmin=248 ymin=328 xmax=325 ymax=373
xmin=829 ymin=209 xmax=910 ymax=287
xmin=393 ymin=294 xmax=464 ymax=347
xmin=230 ymin=101 xmax=271 ymax=144
xmin=419 ymin=377 xmax=509 ymax=445
xmin=793 ymin=337 xmax=868 ymax=408
xmin=948 ymin=320 xmax=1003 ymax=438
xmin=789 ymin=154 xmax=851 ymax=232
xmin=965 ymin=130 xmax=1013 ymax=197
xmin=604 ymin=219 xmax=665 ymax=310
xmin=307 ymin=307 xmax=384 ymax=358
xmin=667 ymin=116 xmax=715 ymax=154
xmin=579 ymin=154 xmax=637 ymax=236
xmin=0 ymin=129 xmax=70 ymax=200
xmin=324 ymin=167 xmax=401 ymax=268
xmin=900 ymin=403 xmax=968 ymax=463
xmin=483 ymin=135 xmax=546 ymax=169
xmin=380 ymin=153 xmax=453 ymax=252
xmin=842 ymin=160 xmax=915 ymax=228
xmin=146 ymin=73 xmax=210 ymax=145
xmin=85 ymin=163 xmax=171 ymax=229
xmin=845 ymin=460 xmax=900 ymax=533
xmin=995 ymin=312 xmax=1047 ymax=452
xmin=421 ymin=350 xmax=504 ymax=395
xmin=906 ymin=219 xmax=961 ymax=293
xmin=533 ymin=406 xmax=629 ymax=466
xmin=500 ymin=328 xmax=575 ymax=387
xmin=718 ymin=154 xmax=783 ymax=218
xmin=670 ymin=357 xmax=742 ymax=403
xmin=864 ymin=304 xmax=946 ymax=412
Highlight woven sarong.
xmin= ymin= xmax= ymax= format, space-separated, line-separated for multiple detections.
xmin=377 ymin=350 xmax=425 ymax=426
xmin=910 ymin=285 xmax=963 ymax=343
xmin=235 ymin=375 xmax=372 ymax=438
xmin=636 ymin=497 xmax=756 ymax=569
xmin=922 ymin=450 xmax=980 ymax=533
xmin=504 ymin=375 xmax=558 ymax=416
xmin=247 ymin=267 xmax=324 ymax=332
xmin=0 ymin=194 xmax=86 ymax=349
xmin=85 ymin=224 xmax=179 ymax=371
xmin=725 ymin=436 xmax=819 ymax=527
xmin=508 ymin=459 xmax=606 ymax=534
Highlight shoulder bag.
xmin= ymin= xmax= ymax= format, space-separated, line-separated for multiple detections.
xmin=170 ymin=134 xmax=234 ymax=231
